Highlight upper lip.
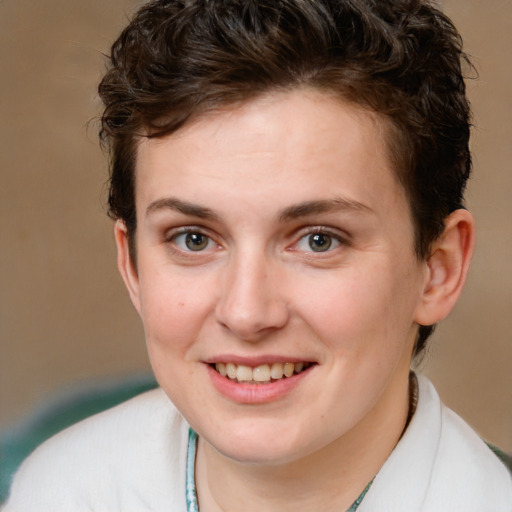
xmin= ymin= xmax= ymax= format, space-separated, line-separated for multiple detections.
xmin=202 ymin=355 xmax=316 ymax=366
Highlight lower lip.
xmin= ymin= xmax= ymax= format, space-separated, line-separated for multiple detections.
xmin=206 ymin=364 xmax=314 ymax=404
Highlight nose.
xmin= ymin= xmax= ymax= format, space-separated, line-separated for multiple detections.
xmin=215 ymin=249 xmax=289 ymax=341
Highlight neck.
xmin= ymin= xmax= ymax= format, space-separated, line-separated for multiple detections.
xmin=196 ymin=369 xmax=412 ymax=512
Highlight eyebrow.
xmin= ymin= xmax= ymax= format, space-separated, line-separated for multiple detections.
xmin=279 ymin=197 xmax=373 ymax=222
xmin=146 ymin=197 xmax=220 ymax=220
xmin=145 ymin=195 xmax=372 ymax=222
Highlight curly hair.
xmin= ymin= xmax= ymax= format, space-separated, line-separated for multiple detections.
xmin=98 ymin=0 xmax=473 ymax=355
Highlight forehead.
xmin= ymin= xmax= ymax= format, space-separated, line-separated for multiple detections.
xmin=134 ymin=89 xmax=407 ymax=222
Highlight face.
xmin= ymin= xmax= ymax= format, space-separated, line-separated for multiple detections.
xmin=117 ymin=90 xmax=431 ymax=465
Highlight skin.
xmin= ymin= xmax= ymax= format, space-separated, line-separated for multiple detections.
xmin=115 ymin=89 xmax=474 ymax=511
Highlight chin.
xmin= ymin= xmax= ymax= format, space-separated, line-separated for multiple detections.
xmin=200 ymin=419 xmax=322 ymax=466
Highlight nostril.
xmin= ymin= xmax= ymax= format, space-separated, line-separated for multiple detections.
xmin=215 ymin=292 xmax=290 ymax=341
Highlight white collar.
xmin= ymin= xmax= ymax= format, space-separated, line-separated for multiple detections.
xmin=359 ymin=375 xmax=512 ymax=512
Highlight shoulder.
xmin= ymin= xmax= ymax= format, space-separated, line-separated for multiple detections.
xmin=415 ymin=376 xmax=512 ymax=511
xmin=2 ymin=388 xmax=190 ymax=511
xmin=361 ymin=375 xmax=512 ymax=512
xmin=425 ymin=383 xmax=512 ymax=510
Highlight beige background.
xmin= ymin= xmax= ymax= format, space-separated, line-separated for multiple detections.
xmin=1 ymin=1 xmax=511 ymax=451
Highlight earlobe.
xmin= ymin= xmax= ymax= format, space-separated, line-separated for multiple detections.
xmin=414 ymin=209 xmax=475 ymax=326
xmin=114 ymin=220 xmax=142 ymax=315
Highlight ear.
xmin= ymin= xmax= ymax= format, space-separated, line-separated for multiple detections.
xmin=114 ymin=220 xmax=142 ymax=316
xmin=414 ymin=209 xmax=475 ymax=326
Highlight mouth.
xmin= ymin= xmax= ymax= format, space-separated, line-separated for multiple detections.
xmin=211 ymin=362 xmax=313 ymax=384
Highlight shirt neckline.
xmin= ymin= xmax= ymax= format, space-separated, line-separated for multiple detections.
xmin=185 ymin=428 xmax=372 ymax=512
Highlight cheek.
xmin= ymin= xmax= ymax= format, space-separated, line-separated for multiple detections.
xmin=297 ymin=261 xmax=420 ymax=354
xmin=139 ymin=274 xmax=214 ymax=398
xmin=137 ymin=269 xmax=216 ymax=353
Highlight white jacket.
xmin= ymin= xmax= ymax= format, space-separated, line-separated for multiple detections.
xmin=3 ymin=375 xmax=512 ymax=511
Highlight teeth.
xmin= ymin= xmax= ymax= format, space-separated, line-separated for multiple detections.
xmin=236 ymin=365 xmax=253 ymax=382
xmin=253 ymin=364 xmax=270 ymax=382
xmin=216 ymin=363 xmax=227 ymax=377
xmin=226 ymin=363 xmax=237 ymax=379
xmin=214 ymin=362 xmax=309 ymax=383
xmin=283 ymin=362 xmax=295 ymax=377
xmin=270 ymin=362 xmax=284 ymax=379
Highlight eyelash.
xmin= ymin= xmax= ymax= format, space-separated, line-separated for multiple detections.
xmin=163 ymin=226 xmax=350 ymax=256
xmin=291 ymin=227 xmax=350 ymax=254
xmin=164 ymin=227 xmax=220 ymax=254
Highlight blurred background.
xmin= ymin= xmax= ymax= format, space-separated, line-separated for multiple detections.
xmin=1 ymin=0 xmax=511 ymax=453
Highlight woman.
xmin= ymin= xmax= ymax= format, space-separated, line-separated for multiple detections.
xmin=4 ymin=1 xmax=512 ymax=510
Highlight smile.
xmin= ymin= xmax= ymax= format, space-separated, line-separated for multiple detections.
xmin=213 ymin=362 xmax=312 ymax=384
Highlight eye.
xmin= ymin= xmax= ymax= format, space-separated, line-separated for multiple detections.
xmin=295 ymin=231 xmax=342 ymax=253
xmin=172 ymin=231 xmax=215 ymax=252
